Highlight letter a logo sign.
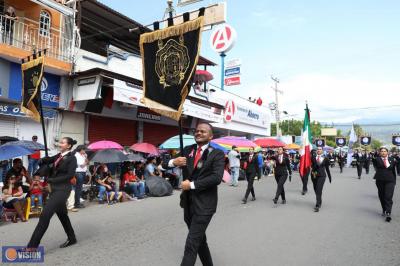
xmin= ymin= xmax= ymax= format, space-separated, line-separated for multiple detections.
xmin=210 ymin=24 xmax=237 ymax=53
xmin=224 ymin=100 xmax=235 ymax=122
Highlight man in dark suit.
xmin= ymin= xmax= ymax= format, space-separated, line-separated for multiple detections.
xmin=242 ymin=147 xmax=259 ymax=204
xmin=311 ymin=147 xmax=332 ymax=212
xmin=272 ymin=147 xmax=292 ymax=204
xmin=363 ymin=151 xmax=372 ymax=174
xmin=353 ymin=150 xmax=365 ymax=179
xmin=168 ymin=123 xmax=224 ymax=266
xmin=337 ymin=152 xmax=345 ymax=173
xmin=372 ymin=147 xmax=397 ymax=222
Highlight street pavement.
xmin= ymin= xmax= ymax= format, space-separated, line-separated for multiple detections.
xmin=1 ymin=166 xmax=399 ymax=266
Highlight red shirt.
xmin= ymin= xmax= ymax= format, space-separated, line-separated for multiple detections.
xmin=121 ymin=172 xmax=138 ymax=189
xmin=30 ymin=181 xmax=43 ymax=195
xmin=30 ymin=150 xmax=41 ymax=160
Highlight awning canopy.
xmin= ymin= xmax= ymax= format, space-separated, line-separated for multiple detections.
xmin=71 ymin=68 xmax=224 ymax=110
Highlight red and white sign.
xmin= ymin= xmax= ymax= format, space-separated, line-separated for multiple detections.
xmin=224 ymin=100 xmax=236 ymax=122
xmin=210 ymin=24 xmax=237 ymax=53
xmin=224 ymin=76 xmax=241 ymax=86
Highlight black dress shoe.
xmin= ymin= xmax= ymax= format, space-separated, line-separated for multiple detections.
xmin=251 ymin=197 xmax=256 ymax=201
xmin=385 ymin=213 xmax=392 ymax=222
xmin=282 ymin=200 xmax=286 ymax=204
xmin=301 ymin=191 xmax=306 ymax=195
xmin=75 ymin=204 xmax=85 ymax=209
xmin=273 ymin=199 xmax=278 ymax=204
xmin=314 ymin=206 xmax=320 ymax=212
xmin=241 ymin=199 xmax=247 ymax=204
xmin=60 ymin=238 xmax=77 ymax=248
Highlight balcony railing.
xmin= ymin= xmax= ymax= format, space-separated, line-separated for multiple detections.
xmin=0 ymin=14 xmax=73 ymax=62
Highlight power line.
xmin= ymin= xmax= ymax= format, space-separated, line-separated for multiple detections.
xmin=325 ymin=105 xmax=400 ymax=112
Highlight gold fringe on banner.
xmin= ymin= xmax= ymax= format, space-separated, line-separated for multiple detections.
xmin=21 ymin=56 xmax=44 ymax=123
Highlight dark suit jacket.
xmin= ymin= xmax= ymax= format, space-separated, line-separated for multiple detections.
xmin=177 ymin=144 xmax=225 ymax=216
xmin=372 ymin=157 xmax=396 ymax=182
xmin=353 ymin=153 xmax=365 ymax=164
xmin=245 ymin=154 xmax=259 ymax=177
xmin=311 ymin=156 xmax=332 ymax=182
xmin=273 ymin=155 xmax=292 ymax=176
xmin=42 ymin=152 xmax=77 ymax=191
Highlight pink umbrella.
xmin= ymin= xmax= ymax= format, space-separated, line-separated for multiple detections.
xmin=194 ymin=70 xmax=214 ymax=83
xmin=88 ymin=140 xmax=123 ymax=150
xmin=130 ymin=143 xmax=159 ymax=155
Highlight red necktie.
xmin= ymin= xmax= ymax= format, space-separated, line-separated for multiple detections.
xmin=54 ymin=154 xmax=63 ymax=167
xmin=193 ymin=148 xmax=202 ymax=168
xmin=317 ymin=156 xmax=320 ymax=163
xmin=383 ymin=158 xmax=388 ymax=168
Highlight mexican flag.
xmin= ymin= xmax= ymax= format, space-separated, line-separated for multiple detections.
xmin=299 ymin=104 xmax=312 ymax=177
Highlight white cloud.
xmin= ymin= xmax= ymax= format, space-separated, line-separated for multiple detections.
xmin=233 ymin=74 xmax=400 ymax=123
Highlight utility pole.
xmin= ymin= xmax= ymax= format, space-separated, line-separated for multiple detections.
xmin=271 ymin=75 xmax=282 ymax=137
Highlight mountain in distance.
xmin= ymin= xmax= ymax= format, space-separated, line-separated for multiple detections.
xmin=322 ymin=118 xmax=400 ymax=145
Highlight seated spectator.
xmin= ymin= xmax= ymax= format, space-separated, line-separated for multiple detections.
xmin=144 ymin=157 xmax=158 ymax=180
xmin=121 ymin=168 xmax=145 ymax=199
xmin=5 ymin=158 xmax=31 ymax=194
xmin=103 ymin=175 xmax=121 ymax=205
xmin=2 ymin=175 xmax=27 ymax=223
xmin=29 ymin=175 xmax=43 ymax=209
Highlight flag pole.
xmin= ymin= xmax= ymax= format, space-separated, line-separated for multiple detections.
xmin=166 ymin=1 xmax=184 ymax=154
xmin=35 ymin=49 xmax=49 ymax=157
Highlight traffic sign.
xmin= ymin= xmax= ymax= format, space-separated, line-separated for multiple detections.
xmin=225 ymin=67 xmax=240 ymax=77
xmin=210 ymin=24 xmax=237 ymax=53
xmin=224 ymin=76 xmax=241 ymax=86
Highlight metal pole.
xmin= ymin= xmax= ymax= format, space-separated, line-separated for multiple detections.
xmin=220 ymin=52 xmax=226 ymax=90
xmin=38 ymin=80 xmax=49 ymax=157
xmin=271 ymin=76 xmax=281 ymax=136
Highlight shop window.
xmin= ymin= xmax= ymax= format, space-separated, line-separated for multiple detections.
xmin=39 ymin=10 xmax=51 ymax=37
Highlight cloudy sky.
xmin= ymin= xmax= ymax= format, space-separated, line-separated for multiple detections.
xmin=99 ymin=0 xmax=400 ymax=124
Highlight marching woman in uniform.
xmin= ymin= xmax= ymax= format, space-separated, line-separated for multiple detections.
xmin=311 ymin=147 xmax=332 ymax=212
xmin=27 ymin=137 xmax=78 ymax=249
xmin=372 ymin=147 xmax=397 ymax=222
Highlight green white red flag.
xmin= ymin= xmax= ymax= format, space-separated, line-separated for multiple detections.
xmin=299 ymin=104 xmax=312 ymax=177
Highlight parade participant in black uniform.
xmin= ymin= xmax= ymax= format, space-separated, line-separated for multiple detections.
xmin=337 ymin=152 xmax=346 ymax=173
xmin=27 ymin=137 xmax=77 ymax=249
xmin=372 ymin=147 xmax=397 ymax=222
xmin=353 ymin=149 xmax=365 ymax=179
xmin=167 ymin=123 xmax=225 ymax=266
xmin=272 ymin=147 xmax=292 ymax=205
xmin=327 ymin=151 xmax=335 ymax=168
xmin=311 ymin=147 xmax=332 ymax=212
xmin=363 ymin=151 xmax=372 ymax=174
xmin=242 ymin=147 xmax=259 ymax=204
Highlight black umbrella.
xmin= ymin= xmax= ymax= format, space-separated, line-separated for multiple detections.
xmin=126 ymin=153 xmax=145 ymax=162
xmin=89 ymin=149 xmax=128 ymax=163
xmin=3 ymin=140 xmax=45 ymax=150
xmin=0 ymin=136 xmax=19 ymax=145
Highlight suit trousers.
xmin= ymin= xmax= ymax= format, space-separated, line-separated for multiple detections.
xmin=274 ymin=174 xmax=288 ymax=200
xmin=339 ymin=162 xmax=344 ymax=173
xmin=28 ymin=189 xmax=76 ymax=248
xmin=376 ymin=180 xmax=396 ymax=214
xmin=364 ymin=162 xmax=370 ymax=174
xmin=312 ymin=176 xmax=326 ymax=207
xmin=302 ymin=170 xmax=310 ymax=192
xmin=356 ymin=163 xmax=363 ymax=177
xmin=244 ymin=173 xmax=255 ymax=200
xmin=181 ymin=204 xmax=213 ymax=266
